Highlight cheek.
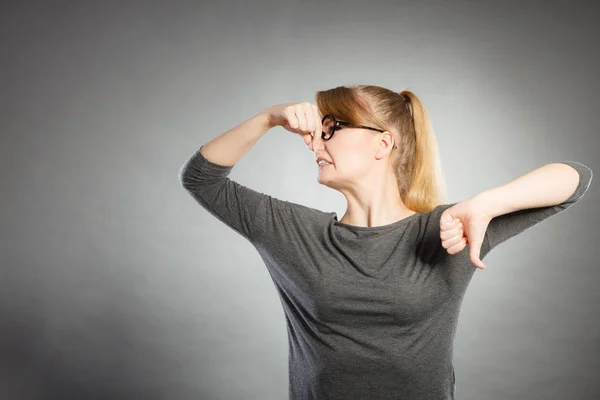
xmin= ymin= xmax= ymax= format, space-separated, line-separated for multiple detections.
xmin=335 ymin=137 xmax=364 ymax=154
xmin=329 ymin=138 xmax=370 ymax=169
xmin=335 ymin=154 xmax=370 ymax=175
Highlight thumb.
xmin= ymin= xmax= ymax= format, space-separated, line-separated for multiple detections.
xmin=303 ymin=133 xmax=313 ymax=148
xmin=467 ymin=223 xmax=487 ymax=269
xmin=468 ymin=234 xmax=486 ymax=269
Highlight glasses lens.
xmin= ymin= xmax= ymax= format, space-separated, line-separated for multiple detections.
xmin=322 ymin=115 xmax=334 ymax=140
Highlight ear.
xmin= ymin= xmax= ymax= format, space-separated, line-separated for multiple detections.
xmin=374 ymin=131 xmax=395 ymax=160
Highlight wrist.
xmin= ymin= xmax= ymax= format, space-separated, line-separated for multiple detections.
xmin=472 ymin=188 xmax=506 ymax=220
xmin=255 ymin=111 xmax=274 ymax=130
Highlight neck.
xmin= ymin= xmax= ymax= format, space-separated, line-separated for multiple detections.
xmin=338 ymin=170 xmax=415 ymax=228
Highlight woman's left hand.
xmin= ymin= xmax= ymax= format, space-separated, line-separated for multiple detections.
xmin=440 ymin=197 xmax=493 ymax=269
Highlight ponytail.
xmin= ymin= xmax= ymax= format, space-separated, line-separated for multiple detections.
xmin=397 ymin=90 xmax=448 ymax=212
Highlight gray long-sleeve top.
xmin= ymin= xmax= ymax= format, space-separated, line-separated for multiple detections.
xmin=179 ymin=145 xmax=593 ymax=400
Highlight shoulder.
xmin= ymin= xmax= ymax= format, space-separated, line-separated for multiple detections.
xmin=251 ymin=195 xmax=333 ymax=241
xmin=261 ymin=196 xmax=332 ymax=223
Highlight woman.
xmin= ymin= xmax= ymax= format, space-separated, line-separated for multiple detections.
xmin=179 ymin=85 xmax=592 ymax=399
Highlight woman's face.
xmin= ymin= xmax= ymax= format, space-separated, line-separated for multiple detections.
xmin=315 ymin=124 xmax=377 ymax=191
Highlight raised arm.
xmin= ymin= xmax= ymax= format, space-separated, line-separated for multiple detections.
xmin=478 ymin=161 xmax=593 ymax=254
xmin=179 ymin=112 xmax=276 ymax=242
xmin=196 ymin=112 xmax=272 ymax=167
xmin=178 ymin=103 xmax=323 ymax=243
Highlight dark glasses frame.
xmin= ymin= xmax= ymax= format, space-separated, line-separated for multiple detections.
xmin=320 ymin=114 xmax=385 ymax=141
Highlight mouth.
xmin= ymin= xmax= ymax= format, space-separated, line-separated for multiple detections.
xmin=317 ymin=162 xmax=333 ymax=169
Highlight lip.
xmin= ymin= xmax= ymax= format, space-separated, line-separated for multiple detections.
xmin=318 ymin=162 xmax=333 ymax=169
xmin=316 ymin=156 xmax=333 ymax=166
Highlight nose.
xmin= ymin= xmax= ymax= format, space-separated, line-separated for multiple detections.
xmin=310 ymin=132 xmax=325 ymax=153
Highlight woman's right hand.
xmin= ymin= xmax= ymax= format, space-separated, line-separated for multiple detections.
xmin=263 ymin=102 xmax=324 ymax=151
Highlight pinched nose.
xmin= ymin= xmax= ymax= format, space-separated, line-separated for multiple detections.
xmin=309 ymin=133 xmax=325 ymax=152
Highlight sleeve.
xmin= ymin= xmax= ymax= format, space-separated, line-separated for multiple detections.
xmin=481 ymin=160 xmax=593 ymax=257
xmin=178 ymin=145 xmax=269 ymax=243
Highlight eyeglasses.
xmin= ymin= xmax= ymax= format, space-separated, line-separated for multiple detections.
xmin=320 ymin=114 xmax=385 ymax=141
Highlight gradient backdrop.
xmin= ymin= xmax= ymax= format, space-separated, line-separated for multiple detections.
xmin=1 ymin=1 xmax=598 ymax=399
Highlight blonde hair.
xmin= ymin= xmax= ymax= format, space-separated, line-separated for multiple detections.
xmin=315 ymin=84 xmax=448 ymax=212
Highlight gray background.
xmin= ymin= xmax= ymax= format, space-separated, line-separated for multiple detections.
xmin=1 ymin=1 xmax=598 ymax=399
